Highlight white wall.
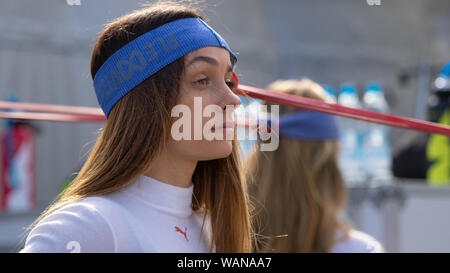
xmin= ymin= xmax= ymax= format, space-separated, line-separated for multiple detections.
xmin=348 ymin=181 xmax=450 ymax=253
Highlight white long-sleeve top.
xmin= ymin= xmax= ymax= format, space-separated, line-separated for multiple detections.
xmin=331 ymin=229 xmax=384 ymax=253
xmin=20 ymin=175 xmax=212 ymax=253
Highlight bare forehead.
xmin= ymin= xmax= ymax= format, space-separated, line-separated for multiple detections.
xmin=184 ymin=46 xmax=232 ymax=67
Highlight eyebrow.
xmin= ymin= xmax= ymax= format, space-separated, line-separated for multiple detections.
xmin=186 ymin=55 xmax=233 ymax=72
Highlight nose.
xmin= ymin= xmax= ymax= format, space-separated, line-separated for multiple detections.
xmin=224 ymin=91 xmax=241 ymax=110
xmin=219 ymin=84 xmax=242 ymax=111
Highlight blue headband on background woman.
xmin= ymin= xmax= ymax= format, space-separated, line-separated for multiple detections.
xmin=277 ymin=110 xmax=339 ymax=140
xmin=93 ymin=17 xmax=237 ymax=117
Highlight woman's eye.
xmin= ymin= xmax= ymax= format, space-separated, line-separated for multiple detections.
xmin=194 ymin=78 xmax=210 ymax=87
xmin=225 ymin=79 xmax=236 ymax=89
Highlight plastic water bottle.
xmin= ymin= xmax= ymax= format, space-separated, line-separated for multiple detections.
xmin=337 ymin=83 xmax=366 ymax=184
xmin=361 ymin=82 xmax=392 ymax=183
xmin=235 ymin=97 xmax=260 ymax=160
xmin=322 ymin=84 xmax=337 ymax=103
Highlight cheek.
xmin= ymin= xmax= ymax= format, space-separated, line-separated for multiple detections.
xmin=170 ymin=89 xmax=233 ymax=160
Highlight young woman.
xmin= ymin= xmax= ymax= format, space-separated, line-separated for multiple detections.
xmin=20 ymin=2 xmax=252 ymax=253
xmin=246 ymin=78 xmax=384 ymax=253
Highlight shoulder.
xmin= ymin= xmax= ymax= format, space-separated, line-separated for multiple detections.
xmin=331 ymin=229 xmax=385 ymax=253
xmin=20 ymin=196 xmax=119 ymax=253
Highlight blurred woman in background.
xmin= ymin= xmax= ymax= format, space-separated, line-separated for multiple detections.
xmin=246 ymin=78 xmax=384 ymax=253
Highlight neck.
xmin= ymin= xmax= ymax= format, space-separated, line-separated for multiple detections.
xmin=144 ymin=149 xmax=197 ymax=188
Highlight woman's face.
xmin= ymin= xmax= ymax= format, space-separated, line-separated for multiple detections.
xmin=167 ymin=46 xmax=242 ymax=161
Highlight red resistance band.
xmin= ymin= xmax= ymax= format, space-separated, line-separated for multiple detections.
xmin=0 ymin=73 xmax=449 ymax=136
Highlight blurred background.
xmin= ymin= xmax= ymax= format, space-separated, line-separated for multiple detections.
xmin=0 ymin=0 xmax=449 ymax=252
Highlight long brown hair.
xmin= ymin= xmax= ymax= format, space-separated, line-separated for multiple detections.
xmin=27 ymin=2 xmax=252 ymax=253
xmin=246 ymin=78 xmax=349 ymax=253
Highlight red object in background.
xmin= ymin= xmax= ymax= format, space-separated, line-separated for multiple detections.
xmin=237 ymin=84 xmax=450 ymax=137
xmin=1 ymin=123 xmax=36 ymax=212
xmin=0 ymin=81 xmax=450 ymax=136
xmin=232 ymin=71 xmax=239 ymax=89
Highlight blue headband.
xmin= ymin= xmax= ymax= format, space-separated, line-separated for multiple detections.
xmin=93 ymin=17 xmax=237 ymax=117
xmin=276 ymin=110 xmax=339 ymax=140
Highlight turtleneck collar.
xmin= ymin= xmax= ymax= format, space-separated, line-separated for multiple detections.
xmin=126 ymin=174 xmax=194 ymax=218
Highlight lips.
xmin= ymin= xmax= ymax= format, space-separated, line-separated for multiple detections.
xmin=212 ymin=121 xmax=235 ymax=130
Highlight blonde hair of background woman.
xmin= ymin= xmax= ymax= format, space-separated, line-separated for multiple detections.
xmin=246 ymin=78 xmax=350 ymax=253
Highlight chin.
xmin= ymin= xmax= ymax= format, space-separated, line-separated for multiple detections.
xmin=199 ymin=140 xmax=234 ymax=160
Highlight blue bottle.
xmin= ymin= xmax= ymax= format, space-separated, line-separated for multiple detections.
xmin=236 ymin=96 xmax=261 ymax=160
xmin=322 ymin=84 xmax=337 ymax=103
xmin=362 ymin=82 xmax=392 ymax=183
xmin=337 ymin=84 xmax=366 ymax=184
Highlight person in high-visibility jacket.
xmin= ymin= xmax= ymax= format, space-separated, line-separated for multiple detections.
xmin=427 ymin=61 xmax=450 ymax=185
